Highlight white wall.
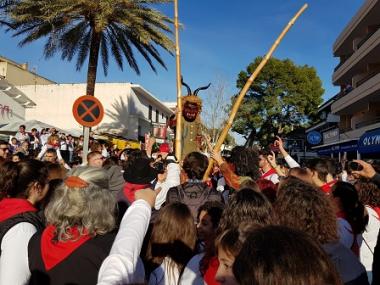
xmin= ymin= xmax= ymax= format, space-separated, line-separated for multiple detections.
xmin=19 ymin=83 xmax=172 ymax=140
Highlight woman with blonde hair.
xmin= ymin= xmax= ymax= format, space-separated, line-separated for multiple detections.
xmin=28 ymin=167 xmax=117 ymax=285
xmin=146 ymin=202 xmax=197 ymax=285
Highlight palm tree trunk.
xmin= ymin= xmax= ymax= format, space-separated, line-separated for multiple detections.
xmin=86 ymin=29 xmax=101 ymax=96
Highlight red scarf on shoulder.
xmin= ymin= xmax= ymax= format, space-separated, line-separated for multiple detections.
xmin=123 ymin=182 xmax=151 ymax=203
xmin=0 ymin=198 xmax=37 ymax=222
xmin=204 ymin=256 xmax=220 ymax=285
xmin=41 ymin=225 xmax=91 ymax=271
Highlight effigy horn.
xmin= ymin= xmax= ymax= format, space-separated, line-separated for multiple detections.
xmin=194 ymin=83 xmax=211 ymax=96
xmin=181 ymin=76 xmax=192 ymax=95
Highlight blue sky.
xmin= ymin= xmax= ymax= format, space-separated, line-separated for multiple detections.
xmin=0 ymin=0 xmax=363 ymax=99
xmin=0 ymin=0 xmax=363 ymax=143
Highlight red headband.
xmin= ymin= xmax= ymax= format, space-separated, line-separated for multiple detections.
xmin=64 ymin=176 xmax=89 ymax=188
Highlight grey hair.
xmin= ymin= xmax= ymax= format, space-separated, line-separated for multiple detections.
xmin=68 ymin=166 xmax=109 ymax=189
xmin=45 ymin=167 xmax=116 ymax=241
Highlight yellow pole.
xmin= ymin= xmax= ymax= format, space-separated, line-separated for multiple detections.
xmin=203 ymin=3 xmax=308 ymax=181
xmin=174 ymin=0 xmax=183 ymax=161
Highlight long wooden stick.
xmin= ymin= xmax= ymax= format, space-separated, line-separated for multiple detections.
xmin=203 ymin=3 xmax=308 ymax=181
xmin=174 ymin=0 xmax=183 ymax=160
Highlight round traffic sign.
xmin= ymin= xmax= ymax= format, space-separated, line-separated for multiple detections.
xmin=72 ymin=95 xmax=104 ymax=127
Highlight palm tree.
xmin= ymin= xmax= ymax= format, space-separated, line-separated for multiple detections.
xmin=7 ymin=0 xmax=175 ymax=95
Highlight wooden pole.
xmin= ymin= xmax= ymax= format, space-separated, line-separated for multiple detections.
xmin=203 ymin=3 xmax=308 ymax=181
xmin=174 ymin=0 xmax=183 ymax=160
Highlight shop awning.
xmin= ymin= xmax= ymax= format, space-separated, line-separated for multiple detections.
xmin=358 ymin=128 xmax=380 ymax=154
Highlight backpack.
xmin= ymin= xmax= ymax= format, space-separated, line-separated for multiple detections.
xmin=174 ymin=183 xmax=214 ymax=219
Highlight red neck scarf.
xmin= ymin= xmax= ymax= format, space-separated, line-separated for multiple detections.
xmin=204 ymin=256 xmax=220 ymax=285
xmin=261 ymin=168 xmax=277 ymax=179
xmin=370 ymin=206 xmax=380 ymax=221
xmin=41 ymin=225 xmax=91 ymax=271
xmin=320 ymin=180 xmax=336 ymax=194
xmin=0 ymin=198 xmax=37 ymax=222
xmin=123 ymin=182 xmax=151 ymax=203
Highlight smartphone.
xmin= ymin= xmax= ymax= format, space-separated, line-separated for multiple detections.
xmin=348 ymin=161 xmax=363 ymax=171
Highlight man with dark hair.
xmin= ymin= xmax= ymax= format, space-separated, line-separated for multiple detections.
xmin=15 ymin=124 xmax=30 ymax=143
xmin=258 ymin=150 xmax=279 ymax=184
xmin=166 ymin=152 xmax=223 ymax=220
xmin=0 ymin=140 xmax=9 ymax=159
xmin=306 ymin=158 xmax=336 ymax=194
xmin=44 ymin=148 xmax=58 ymax=163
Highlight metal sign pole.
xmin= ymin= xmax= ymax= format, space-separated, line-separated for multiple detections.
xmin=82 ymin=126 xmax=90 ymax=164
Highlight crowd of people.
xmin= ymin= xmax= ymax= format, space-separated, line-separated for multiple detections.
xmin=0 ymin=124 xmax=380 ymax=285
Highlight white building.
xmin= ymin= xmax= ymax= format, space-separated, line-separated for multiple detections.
xmin=0 ymin=55 xmax=53 ymax=128
xmin=19 ymin=83 xmax=174 ymax=141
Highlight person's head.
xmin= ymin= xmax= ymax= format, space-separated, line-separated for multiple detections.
xmin=218 ymin=188 xmax=275 ymax=233
xmin=31 ymin=128 xmax=37 ymax=135
xmin=197 ymin=201 xmax=224 ymax=242
xmin=0 ymin=140 xmax=9 ymax=159
xmin=90 ymin=141 xmax=102 ymax=153
xmin=147 ymin=202 xmax=196 ymax=277
xmin=10 ymin=137 xmax=18 ymax=145
xmin=288 ymin=167 xmax=312 ymax=184
xmin=159 ymin=143 xmax=171 ymax=158
xmin=233 ymin=226 xmax=342 ymax=285
xmin=44 ymin=167 xmax=116 ymax=241
xmin=275 ymin=157 xmax=290 ymax=175
xmin=182 ymin=151 xmax=208 ymax=180
xmin=0 ymin=160 xmax=49 ymax=204
xmin=19 ymin=124 xmax=26 ymax=133
xmin=229 ymin=146 xmax=260 ymax=180
xmin=258 ymin=150 xmax=272 ymax=170
xmin=12 ymin=152 xmax=25 ymax=162
xmin=47 ymin=134 xmax=60 ymax=147
xmin=44 ymin=148 xmax=58 ymax=163
xmin=215 ymin=223 xmax=257 ymax=285
xmin=331 ymin=181 xmax=367 ymax=234
xmin=275 ymin=177 xmax=338 ymax=244
xmin=21 ymin=141 xmax=29 ymax=151
xmin=45 ymin=162 xmax=66 ymax=180
xmin=355 ymin=179 xmax=380 ymax=208
xmin=87 ymin=151 xmax=105 ymax=168
xmin=306 ymin=158 xmax=330 ymax=186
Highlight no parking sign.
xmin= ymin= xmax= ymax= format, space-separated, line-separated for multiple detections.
xmin=72 ymin=95 xmax=104 ymax=127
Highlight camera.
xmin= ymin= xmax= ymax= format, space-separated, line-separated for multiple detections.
xmin=152 ymin=161 xmax=166 ymax=174
xmin=347 ymin=161 xmax=363 ymax=172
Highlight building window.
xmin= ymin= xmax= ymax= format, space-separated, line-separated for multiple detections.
xmin=156 ymin=109 xmax=159 ymax=122
xmin=149 ymin=105 xmax=152 ymax=120
xmin=162 ymin=113 xmax=164 ymax=119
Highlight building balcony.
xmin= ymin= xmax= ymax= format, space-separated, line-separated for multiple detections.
xmin=340 ymin=120 xmax=380 ymax=141
xmin=331 ymin=72 xmax=380 ymax=115
xmin=333 ymin=27 xmax=380 ymax=86
xmin=334 ymin=0 xmax=380 ymax=56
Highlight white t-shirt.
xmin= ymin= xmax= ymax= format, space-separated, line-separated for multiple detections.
xmin=0 ymin=222 xmax=37 ymax=285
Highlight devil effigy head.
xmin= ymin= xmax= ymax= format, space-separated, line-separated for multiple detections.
xmin=181 ymin=78 xmax=210 ymax=122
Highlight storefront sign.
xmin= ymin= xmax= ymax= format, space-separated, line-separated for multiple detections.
xmin=307 ymin=131 xmax=322 ymax=145
xmin=358 ymin=128 xmax=380 ymax=154
xmin=323 ymin=128 xmax=339 ymax=144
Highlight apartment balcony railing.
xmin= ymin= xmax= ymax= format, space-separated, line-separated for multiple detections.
xmin=357 ymin=26 xmax=380 ymax=49
xmin=356 ymin=71 xmax=380 ymax=87
xmin=355 ymin=117 xmax=380 ymax=129
xmin=334 ymin=53 xmax=353 ymax=72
